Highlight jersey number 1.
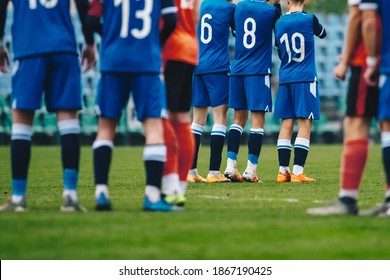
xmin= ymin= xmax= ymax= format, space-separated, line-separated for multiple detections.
xmin=114 ymin=0 xmax=153 ymax=39
xmin=29 ymin=0 xmax=58 ymax=9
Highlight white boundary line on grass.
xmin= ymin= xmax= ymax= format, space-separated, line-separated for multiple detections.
xmin=199 ymin=195 xmax=300 ymax=203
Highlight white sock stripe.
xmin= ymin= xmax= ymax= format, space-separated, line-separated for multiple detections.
xmin=385 ymin=189 xmax=390 ymax=198
xmin=143 ymin=144 xmax=167 ymax=162
xmin=211 ymin=131 xmax=226 ymax=137
xmin=250 ymin=128 xmax=264 ymax=135
xmin=381 ymin=132 xmax=390 ymax=148
xmin=277 ymin=145 xmax=292 ymax=150
xmin=230 ymin=124 xmax=244 ymax=133
xmin=12 ymin=124 xmax=33 ymax=135
xmin=11 ymin=124 xmax=33 ymax=140
xmin=278 ymin=139 xmax=291 ymax=146
xmin=92 ymin=140 xmax=114 ymax=149
xmin=294 ymin=137 xmax=310 ymax=149
xmin=191 ymin=123 xmax=204 ymax=135
xmin=212 ymin=124 xmax=227 ymax=133
xmin=294 ymin=144 xmax=309 ymax=151
xmin=339 ymin=189 xmax=359 ymax=199
xmin=58 ymin=119 xmax=80 ymax=135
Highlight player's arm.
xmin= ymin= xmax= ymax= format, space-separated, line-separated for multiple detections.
xmin=160 ymin=0 xmax=177 ymax=47
xmin=0 ymin=0 xmax=10 ymax=73
xmin=334 ymin=4 xmax=361 ymax=81
xmin=313 ymin=14 xmax=327 ymax=39
xmin=273 ymin=0 xmax=282 ymax=24
xmin=192 ymin=0 xmax=201 ymax=27
xmin=361 ymin=0 xmax=378 ymax=86
xmin=272 ymin=1 xmax=281 ymax=57
xmin=76 ymin=0 xmax=101 ymax=73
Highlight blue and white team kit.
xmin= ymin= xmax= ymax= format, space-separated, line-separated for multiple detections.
xmin=11 ymin=0 xmax=81 ymax=112
xmin=360 ymin=0 xmax=390 ymax=121
xmin=192 ymin=0 xmax=235 ymax=108
xmin=96 ymin=0 xmax=176 ymax=121
xmin=229 ymin=0 xmax=280 ymax=112
xmin=274 ymin=11 xmax=326 ymax=120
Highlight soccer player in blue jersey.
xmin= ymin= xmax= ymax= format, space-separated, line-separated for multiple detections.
xmin=223 ymin=0 xmax=281 ymax=183
xmin=0 ymin=0 xmax=94 ymax=212
xmin=187 ymin=0 xmax=235 ymax=183
xmin=86 ymin=0 xmax=179 ymax=211
xmin=274 ymin=0 xmax=326 ymax=183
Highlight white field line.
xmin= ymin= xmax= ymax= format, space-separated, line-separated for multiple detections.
xmin=199 ymin=195 xmax=300 ymax=203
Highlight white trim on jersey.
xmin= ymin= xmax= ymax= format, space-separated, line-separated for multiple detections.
xmin=161 ymin=6 xmax=178 ymax=15
xmin=359 ymin=3 xmax=378 ymax=11
xmin=348 ymin=0 xmax=360 ymax=6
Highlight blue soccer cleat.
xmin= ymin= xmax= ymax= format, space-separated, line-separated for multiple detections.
xmin=95 ymin=192 xmax=112 ymax=211
xmin=143 ymin=196 xmax=183 ymax=212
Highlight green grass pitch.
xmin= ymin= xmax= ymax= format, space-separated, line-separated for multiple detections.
xmin=0 ymin=144 xmax=389 ymax=260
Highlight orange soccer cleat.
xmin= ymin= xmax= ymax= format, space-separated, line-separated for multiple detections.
xmin=276 ymin=172 xmax=291 ymax=183
xmin=291 ymin=173 xmax=316 ymax=183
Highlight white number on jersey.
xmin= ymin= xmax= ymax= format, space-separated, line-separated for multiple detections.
xmin=200 ymin=14 xmax=212 ymax=44
xmin=180 ymin=0 xmax=195 ymax=9
xmin=243 ymin=18 xmax=256 ymax=49
xmin=114 ymin=0 xmax=153 ymax=39
xmin=29 ymin=0 xmax=58 ymax=9
xmin=280 ymin=32 xmax=305 ymax=63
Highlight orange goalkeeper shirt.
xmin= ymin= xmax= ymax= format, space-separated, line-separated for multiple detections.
xmin=162 ymin=0 xmax=198 ymax=66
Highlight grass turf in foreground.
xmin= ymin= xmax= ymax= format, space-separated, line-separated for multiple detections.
xmin=0 ymin=145 xmax=388 ymax=260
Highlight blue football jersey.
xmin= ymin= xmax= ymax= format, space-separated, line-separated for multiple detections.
xmin=275 ymin=11 xmax=326 ymax=84
xmin=194 ymin=0 xmax=235 ymax=75
xmin=100 ymin=0 xmax=173 ymax=73
xmin=230 ymin=0 xmax=280 ymax=76
xmin=360 ymin=0 xmax=390 ymax=74
xmin=11 ymin=0 xmax=78 ymax=59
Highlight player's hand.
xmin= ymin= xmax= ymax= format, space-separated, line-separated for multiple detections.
xmin=363 ymin=65 xmax=379 ymax=87
xmin=81 ymin=44 xmax=96 ymax=73
xmin=0 ymin=46 xmax=10 ymax=74
xmin=333 ymin=61 xmax=348 ymax=81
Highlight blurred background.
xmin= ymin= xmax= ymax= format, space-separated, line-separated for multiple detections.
xmin=0 ymin=1 xmax=379 ymax=145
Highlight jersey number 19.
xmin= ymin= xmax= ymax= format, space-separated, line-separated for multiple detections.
xmin=29 ymin=0 xmax=58 ymax=9
xmin=280 ymin=32 xmax=305 ymax=63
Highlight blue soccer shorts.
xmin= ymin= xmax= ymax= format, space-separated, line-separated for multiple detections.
xmin=11 ymin=54 xmax=82 ymax=112
xmin=274 ymin=81 xmax=320 ymax=120
xmin=229 ymin=75 xmax=272 ymax=112
xmin=96 ymin=72 xmax=164 ymax=121
xmin=378 ymin=74 xmax=390 ymax=121
xmin=192 ymin=72 xmax=229 ymax=107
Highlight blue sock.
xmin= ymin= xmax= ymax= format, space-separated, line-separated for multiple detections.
xmin=144 ymin=144 xmax=166 ymax=189
xmin=209 ymin=124 xmax=226 ymax=171
xmin=227 ymin=124 xmax=243 ymax=160
xmin=59 ymin=120 xmax=81 ymax=190
xmin=60 ymin=134 xmax=80 ymax=190
xmin=191 ymin=123 xmax=204 ymax=170
xmin=93 ymin=140 xmax=113 ymax=185
xmin=277 ymin=139 xmax=292 ymax=167
xmin=382 ymin=132 xmax=390 ymax=186
xmin=294 ymin=137 xmax=310 ymax=167
xmin=248 ymin=128 xmax=263 ymax=165
xmin=11 ymin=124 xmax=33 ymax=197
